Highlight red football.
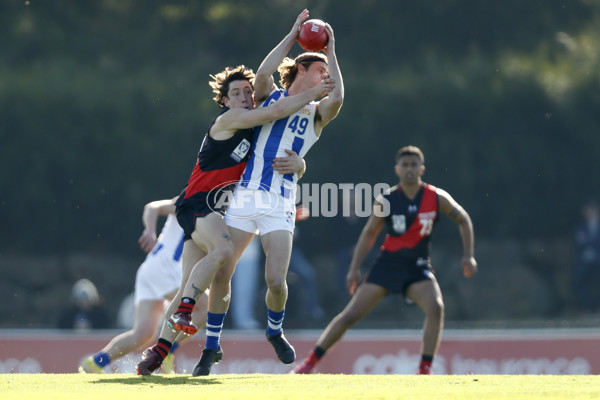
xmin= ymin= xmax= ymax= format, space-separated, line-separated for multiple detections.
xmin=298 ymin=19 xmax=329 ymax=52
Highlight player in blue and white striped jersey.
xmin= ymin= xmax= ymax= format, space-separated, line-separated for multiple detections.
xmin=79 ymin=198 xmax=208 ymax=374
xmin=206 ymin=9 xmax=344 ymax=367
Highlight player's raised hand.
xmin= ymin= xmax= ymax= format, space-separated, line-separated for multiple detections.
xmin=138 ymin=229 xmax=157 ymax=253
xmin=322 ymin=23 xmax=335 ymax=55
xmin=291 ymin=9 xmax=310 ymax=38
xmin=462 ymin=256 xmax=478 ymax=278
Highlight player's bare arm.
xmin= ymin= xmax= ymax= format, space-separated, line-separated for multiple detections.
xmin=315 ymin=24 xmax=344 ymax=134
xmin=347 ymin=201 xmax=386 ymax=294
xmin=138 ymin=198 xmax=177 ymax=253
xmin=254 ymin=10 xmax=310 ymax=102
xmin=437 ymin=189 xmax=478 ymax=278
xmin=215 ymin=77 xmax=335 ymax=135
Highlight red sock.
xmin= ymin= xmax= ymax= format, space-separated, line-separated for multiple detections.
xmin=305 ymin=350 xmax=321 ymax=367
xmin=175 ymin=299 xmax=194 ymax=314
xmin=418 ymin=360 xmax=432 ymax=375
xmin=155 ymin=339 xmax=172 ymax=361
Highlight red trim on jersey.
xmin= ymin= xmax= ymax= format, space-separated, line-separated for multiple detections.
xmin=183 ymin=162 xmax=247 ymax=198
xmin=380 ymin=183 xmax=438 ymax=252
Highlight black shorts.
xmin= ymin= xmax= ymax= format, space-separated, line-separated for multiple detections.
xmin=175 ymin=191 xmax=225 ymax=241
xmin=364 ymin=252 xmax=434 ymax=301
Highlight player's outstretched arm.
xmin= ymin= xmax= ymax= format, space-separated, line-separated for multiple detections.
xmin=316 ymin=23 xmax=344 ymax=132
xmin=254 ymin=9 xmax=310 ymax=102
xmin=438 ymin=189 xmax=478 ymax=278
xmin=218 ymin=76 xmax=335 ymax=131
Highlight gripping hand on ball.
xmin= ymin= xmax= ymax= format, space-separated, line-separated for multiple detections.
xmin=291 ymin=9 xmax=310 ymax=39
xmin=322 ymin=23 xmax=335 ymax=56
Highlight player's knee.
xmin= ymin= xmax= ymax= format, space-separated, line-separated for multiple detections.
xmin=265 ymin=275 xmax=287 ymax=294
xmin=426 ymin=298 xmax=444 ymax=320
xmin=213 ymin=267 xmax=233 ymax=284
xmin=211 ymin=244 xmax=234 ymax=266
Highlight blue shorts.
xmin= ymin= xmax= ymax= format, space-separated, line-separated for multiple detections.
xmin=364 ymin=252 xmax=434 ymax=301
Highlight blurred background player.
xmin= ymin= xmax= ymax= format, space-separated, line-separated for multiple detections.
xmin=572 ymin=199 xmax=600 ymax=315
xmin=203 ymin=9 xmax=344 ymax=372
xmin=79 ymin=198 xmax=207 ymax=373
xmin=292 ymin=145 xmax=477 ymax=375
xmin=136 ymin=64 xmax=334 ymax=376
xmin=58 ymin=278 xmax=109 ymax=331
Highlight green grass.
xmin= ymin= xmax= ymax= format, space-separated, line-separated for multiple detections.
xmin=2 ymin=374 xmax=599 ymax=400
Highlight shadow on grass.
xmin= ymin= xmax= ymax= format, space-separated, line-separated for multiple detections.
xmin=91 ymin=376 xmax=222 ymax=386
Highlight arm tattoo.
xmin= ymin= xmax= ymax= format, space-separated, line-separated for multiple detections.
xmin=448 ymin=206 xmax=462 ymax=222
xmin=223 ymin=233 xmax=231 ymax=241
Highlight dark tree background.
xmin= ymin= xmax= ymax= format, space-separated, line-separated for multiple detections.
xmin=1 ymin=0 xmax=599 ymax=328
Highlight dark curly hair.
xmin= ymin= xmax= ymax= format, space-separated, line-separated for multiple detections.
xmin=209 ymin=65 xmax=255 ymax=108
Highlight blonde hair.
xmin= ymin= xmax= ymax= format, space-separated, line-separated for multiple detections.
xmin=277 ymin=52 xmax=328 ymax=89
xmin=209 ymin=65 xmax=255 ymax=108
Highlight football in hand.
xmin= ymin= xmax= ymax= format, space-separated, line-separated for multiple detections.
xmin=297 ymin=19 xmax=329 ymax=52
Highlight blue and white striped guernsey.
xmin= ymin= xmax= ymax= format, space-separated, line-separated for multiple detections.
xmin=240 ymin=88 xmax=319 ymax=200
xmin=149 ymin=214 xmax=185 ymax=262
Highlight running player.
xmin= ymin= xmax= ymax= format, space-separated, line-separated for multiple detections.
xmin=135 ymin=64 xmax=335 ymax=375
xmin=292 ymin=145 xmax=478 ymax=375
xmin=79 ymin=198 xmax=207 ymax=373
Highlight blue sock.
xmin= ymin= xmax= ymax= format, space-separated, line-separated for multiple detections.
xmin=169 ymin=341 xmax=179 ymax=354
xmin=205 ymin=312 xmax=226 ymax=350
xmin=93 ymin=352 xmax=111 ymax=367
xmin=267 ymin=308 xmax=285 ymax=337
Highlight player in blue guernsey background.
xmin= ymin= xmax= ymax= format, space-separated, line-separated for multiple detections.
xmin=188 ymin=9 xmax=345 ymax=372
xmin=79 ymin=198 xmax=207 ymax=374
xmin=292 ymin=145 xmax=478 ymax=375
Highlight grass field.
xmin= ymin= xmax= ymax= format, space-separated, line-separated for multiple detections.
xmin=2 ymin=374 xmax=599 ymax=400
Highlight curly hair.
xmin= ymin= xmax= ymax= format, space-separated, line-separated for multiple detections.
xmin=209 ymin=65 xmax=255 ymax=108
xmin=277 ymin=52 xmax=328 ymax=89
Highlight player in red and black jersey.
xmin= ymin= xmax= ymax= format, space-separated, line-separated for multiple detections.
xmin=293 ymin=145 xmax=478 ymax=375
xmin=174 ymin=109 xmax=254 ymax=233
xmin=136 ymin=65 xmax=335 ymax=376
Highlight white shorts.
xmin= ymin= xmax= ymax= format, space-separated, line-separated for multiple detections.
xmin=134 ymin=252 xmax=182 ymax=304
xmin=225 ymin=187 xmax=296 ymax=235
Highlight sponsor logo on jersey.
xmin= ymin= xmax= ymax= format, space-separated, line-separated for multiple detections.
xmin=230 ymin=138 xmax=251 ymax=163
xmin=391 ymin=214 xmax=406 ymax=233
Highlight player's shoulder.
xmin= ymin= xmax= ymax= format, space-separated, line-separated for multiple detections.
xmin=425 ymin=183 xmax=447 ymax=197
xmin=429 ymin=185 xmax=456 ymax=206
xmin=422 ymin=182 xmax=438 ymax=192
xmin=211 ymin=108 xmax=249 ymax=137
xmin=258 ymin=87 xmax=285 ymax=107
xmin=423 ymin=182 xmax=447 ymax=199
xmin=385 ymin=184 xmax=399 ymax=195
